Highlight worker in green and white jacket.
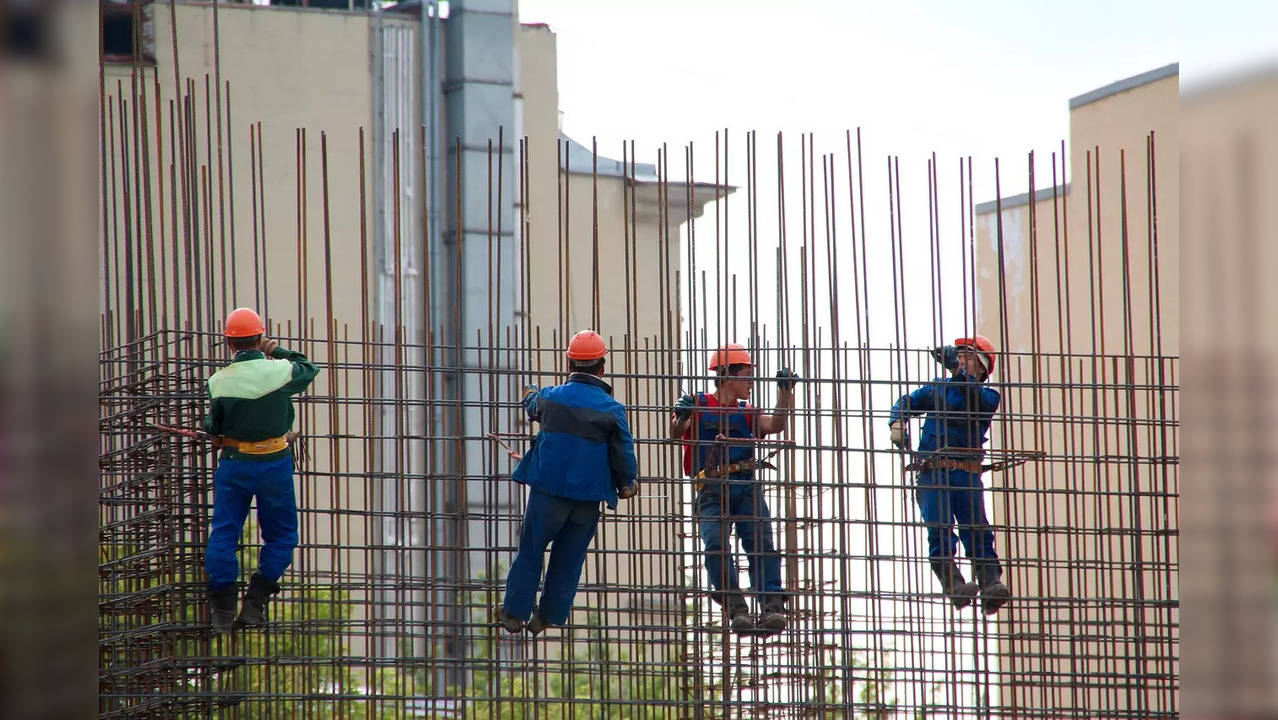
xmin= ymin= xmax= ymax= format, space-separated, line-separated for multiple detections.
xmin=202 ymin=307 xmax=319 ymax=632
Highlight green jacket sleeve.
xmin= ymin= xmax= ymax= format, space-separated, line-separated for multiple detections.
xmin=272 ymin=346 xmax=321 ymax=395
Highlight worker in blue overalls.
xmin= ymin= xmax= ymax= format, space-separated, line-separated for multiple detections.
xmin=670 ymin=343 xmax=799 ymax=635
xmin=494 ymin=330 xmax=640 ymax=635
xmin=888 ymin=335 xmax=1011 ymax=615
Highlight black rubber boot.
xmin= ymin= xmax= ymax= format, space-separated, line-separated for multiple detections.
xmin=235 ymin=572 xmax=281 ymax=628
xmin=207 ymin=585 xmax=238 ymax=634
xmin=493 ymin=605 xmax=525 ymax=634
xmin=716 ymin=592 xmax=754 ymax=634
xmin=758 ymin=595 xmax=788 ymax=636
xmin=525 ymin=612 xmax=553 ymax=636
xmin=930 ymin=559 xmax=979 ymax=610
xmin=974 ymin=561 xmax=1011 ymax=615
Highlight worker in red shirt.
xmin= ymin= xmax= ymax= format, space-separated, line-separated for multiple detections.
xmin=670 ymin=344 xmax=798 ymax=635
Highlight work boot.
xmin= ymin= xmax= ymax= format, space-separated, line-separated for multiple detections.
xmin=207 ymin=585 xmax=238 ymax=634
xmin=235 ymin=572 xmax=280 ymax=628
xmin=525 ymin=612 xmax=553 ymax=636
xmin=974 ymin=561 xmax=1011 ymax=616
xmin=758 ymin=596 xmax=788 ymax=636
xmin=930 ymin=559 xmax=979 ymax=610
xmin=493 ymin=605 xmax=525 ymax=634
xmin=717 ymin=592 xmax=754 ymax=634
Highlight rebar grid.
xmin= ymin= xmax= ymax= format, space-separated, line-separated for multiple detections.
xmin=99 ymin=335 xmax=1178 ymax=719
xmin=99 ymin=5 xmax=1177 ymax=717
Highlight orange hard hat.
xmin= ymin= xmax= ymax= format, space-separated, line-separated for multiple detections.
xmin=709 ymin=343 xmax=753 ymax=371
xmin=224 ymin=308 xmax=266 ymax=338
xmin=954 ymin=335 xmax=996 ymax=375
xmin=566 ymin=330 xmax=608 ymax=360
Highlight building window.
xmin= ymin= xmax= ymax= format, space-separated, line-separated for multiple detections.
xmin=100 ymin=1 xmax=155 ymax=65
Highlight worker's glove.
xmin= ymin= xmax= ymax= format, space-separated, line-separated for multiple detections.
xmin=618 ymin=481 xmax=640 ymax=500
xmin=776 ymin=368 xmax=799 ymax=392
xmin=889 ymin=421 xmax=908 ymax=449
xmin=930 ymin=345 xmax=959 ymax=370
xmin=259 ymin=338 xmax=280 ymax=356
xmin=673 ymin=394 xmax=698 ymax=421
xmin=521 ymin=385 xmax=541 ymax=421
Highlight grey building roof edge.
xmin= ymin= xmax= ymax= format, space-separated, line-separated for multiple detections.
xmin=562 ymin=134 xmax=660 ymax=181
xmin=974 ymin=183 xmax=1069 ymax=215
xmin=560 ymin=134 xmax=734 ymax=190
xmin=1068 ymin=63 xmax=1179 ymax=110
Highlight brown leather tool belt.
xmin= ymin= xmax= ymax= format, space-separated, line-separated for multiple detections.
xmin=696 ymin=458 xmax=776 ymax=480
xmin=907 ymin=457 xmax=983 ymax=474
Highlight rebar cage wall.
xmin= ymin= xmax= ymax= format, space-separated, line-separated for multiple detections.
xmin=98 ymin=6 xmax=1178 ymax=718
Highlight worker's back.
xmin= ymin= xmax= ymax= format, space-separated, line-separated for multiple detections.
xmin=204 ymin=346 xmax=319 ymax=460
xmin=513 ymin=372 xmax=637 ymax=509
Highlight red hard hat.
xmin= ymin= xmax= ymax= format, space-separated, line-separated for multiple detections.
xmin=224 ymin=308 xmax=266 ymax=338
xmin=566 ymin=330 xmax=608 ymax=360
xmin=954 ymin=335 xmax=996 ymax=375
xmin=709 ymin=343 xmax=753 ymax=371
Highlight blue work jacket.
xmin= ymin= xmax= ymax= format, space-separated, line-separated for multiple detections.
xmin=888 ymin=370 xmax=1001 ymax=458
xmin=513 ymin=373 xmax=639 ymax=509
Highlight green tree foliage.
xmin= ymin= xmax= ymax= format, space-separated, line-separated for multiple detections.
xmin=103 ymin=541 xmax=934 ymax=718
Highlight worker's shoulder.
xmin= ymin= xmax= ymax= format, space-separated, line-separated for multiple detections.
xmin=546 ymin=382 xmax=627 ymax=417
xmin=207 ymin=358 xmax=294 ymax=399
xmin=551 ymin=380 xmax=618 ymax=404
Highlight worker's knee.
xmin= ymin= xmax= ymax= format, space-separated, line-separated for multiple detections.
xmin=263 ymin=526 xmax=299 ymax=552
xmin=700 ymin=531 xmax=727 ymax=554
xmin=699 ymin=518 xmax=730 ymax=549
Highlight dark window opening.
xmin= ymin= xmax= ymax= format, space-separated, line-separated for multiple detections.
xmin=101 ymin=2 xmax=154 ymax=65
xmin=2 ymin=7 xmax=50 ymax=60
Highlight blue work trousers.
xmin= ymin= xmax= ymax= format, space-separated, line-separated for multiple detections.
xmin=915 ymin=468 xmax=998 ymax=563
xmin=696 ymin=483 xmax=784 ymax=604
xmin=205 ymin=456 xmax=298 ymax=591
xmin=503 ymin=488 xmax=601 ymax=625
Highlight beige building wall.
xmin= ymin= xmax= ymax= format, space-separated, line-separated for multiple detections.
xmin=101 ymin=2 xmax=417 ymax=658
xmin=102 ymin=3 xmax=396 ymax=333
xmin=974 ymin=65 xmax=1179 ymax=716
xmin=1180 ymin=69 xmax=1278 ymax=718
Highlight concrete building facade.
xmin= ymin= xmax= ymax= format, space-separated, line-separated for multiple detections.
xmin=973 ymin=63 xmax=1179 ymax=715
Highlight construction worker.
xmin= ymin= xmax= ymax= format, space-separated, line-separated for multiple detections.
xmin=670 ymin=344 xmax=799 ymax=635
xmin=202 ymin=308 xmax=319 ymax=633
xmin=888 ymin=335 xmax=1011 ymax=615
xmin=495 ymin=330 xmax=640 ymax=635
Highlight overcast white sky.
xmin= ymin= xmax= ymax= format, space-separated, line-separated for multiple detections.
xmin=518 ymin=0 xmax=1272 ymax=202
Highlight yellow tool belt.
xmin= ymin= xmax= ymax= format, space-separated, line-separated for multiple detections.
xmin=907 ymin=457 xmax=983 ymax=474
xmin=219 ymin=435 xmax=290 ymax=455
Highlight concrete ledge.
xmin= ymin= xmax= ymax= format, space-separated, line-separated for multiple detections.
xmin=1069 ymin=63 xmax=1179 ymax=110
xmin=974 ymin=184 xmax=1069 ymax=215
